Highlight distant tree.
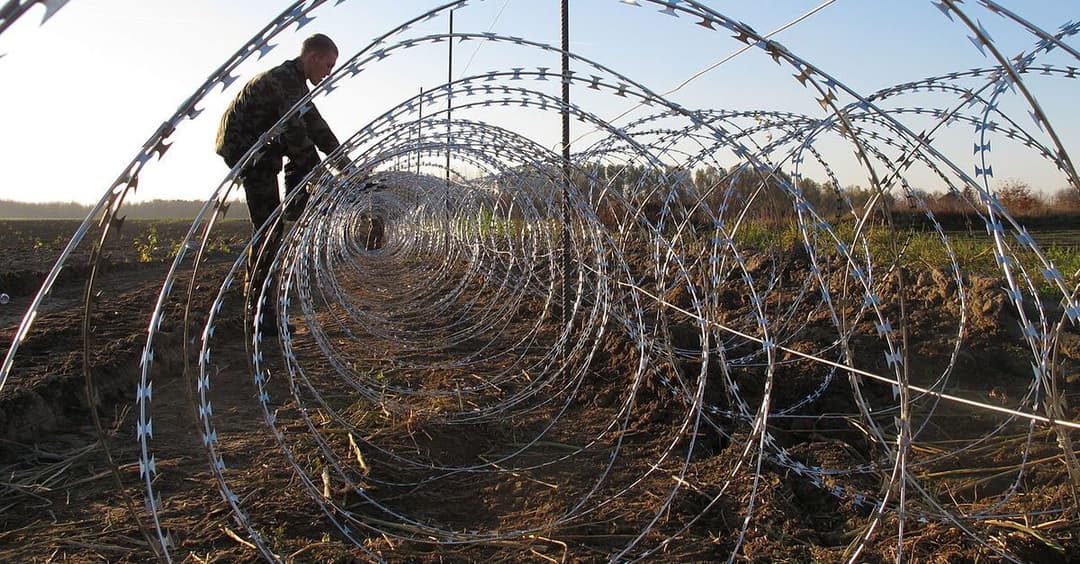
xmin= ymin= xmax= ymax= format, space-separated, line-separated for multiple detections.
xmin=934 ymin=189 xmax=967 ymax=213
xmin=1050 ymin=186 xmax=1080 ymax=211
xmin=796 ymin=177 xmax=823 ymax=207
xmin=995 ymin=179 xmax=1040 ymax=215
xmin=901 ymin=188 xmax=935 ymax=210
xmin=961 ymin=184 xmax=978 ymax=204
xmin=693 ymin=165 xmax=726 ymax=193
xmin=843 ymin=185 xmax=874 ymax=213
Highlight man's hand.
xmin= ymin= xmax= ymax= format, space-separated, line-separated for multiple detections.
xmin=326 ymin=154 xmax=355 ymax=178
xmin=329 ymin=157 xmax=374 ymax=186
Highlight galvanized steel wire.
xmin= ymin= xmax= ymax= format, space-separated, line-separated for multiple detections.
xmin=2 ymin=1 xmax=1079 ymax=562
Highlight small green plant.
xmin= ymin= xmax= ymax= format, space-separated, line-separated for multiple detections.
xmin=133 ymin=224 xmax=160 ymax=263
xmin=207 ymin=235 xmax=233 ymax=254
xmin=731 ymin=221 xmax=801 ymax=251
xmin=131 ymin=223 xmax=195 ymax=262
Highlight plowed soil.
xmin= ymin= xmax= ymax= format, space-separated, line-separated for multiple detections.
xmin=1 ymin=219 xmax=1078 ymax=563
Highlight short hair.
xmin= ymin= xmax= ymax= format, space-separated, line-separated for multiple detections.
xmin=301 ymin=34 xmax=338 ymax=57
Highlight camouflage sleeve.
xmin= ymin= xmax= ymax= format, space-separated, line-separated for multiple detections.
xmin=302 ymin=104 xmax=340 ymax=157
xmin=279 ymin=105 xmax=320 ymax=171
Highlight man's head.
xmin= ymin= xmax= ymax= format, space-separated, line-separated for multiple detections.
xmin=299 ymin=34 xmax=338 ymax=85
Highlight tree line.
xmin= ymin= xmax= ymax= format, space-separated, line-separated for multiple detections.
xmin=0 ymin=199 xmax=250 ymax=220
xmin=579 ymin=163 xmax=1079 ymax=220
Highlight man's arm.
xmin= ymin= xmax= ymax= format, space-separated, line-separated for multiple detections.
xmin=302 ymin=104 xmax=340 ymax=156
xmin=277 ymin=99 xmax=318 ymax=163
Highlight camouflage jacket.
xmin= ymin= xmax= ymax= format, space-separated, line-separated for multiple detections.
xmin=215 ymin=58 xmax=340 ymax=170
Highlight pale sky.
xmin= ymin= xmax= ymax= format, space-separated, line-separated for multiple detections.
xmin=0 ymin=0 xmax=1076 ymax=205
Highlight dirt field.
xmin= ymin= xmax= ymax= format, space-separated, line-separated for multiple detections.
xmin=1 ymin=218 xmax=1079 ymax=563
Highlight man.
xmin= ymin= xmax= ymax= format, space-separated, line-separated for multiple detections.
xmin=215 ymin=33 xmax=341 ymax=329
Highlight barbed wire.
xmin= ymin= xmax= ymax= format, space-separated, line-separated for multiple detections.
xmin=2 ymin=0 xmax=1079 ymax=562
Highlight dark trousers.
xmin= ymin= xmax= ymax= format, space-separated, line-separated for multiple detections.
xmin=366 ymin=215 xmax=385 ymax=250
xmin=235 ymin=146 xmax=313 ymax=319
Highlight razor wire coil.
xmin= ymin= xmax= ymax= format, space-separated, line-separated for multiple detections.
xmin=2 ymin=0 xmax=1080 ymax=562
